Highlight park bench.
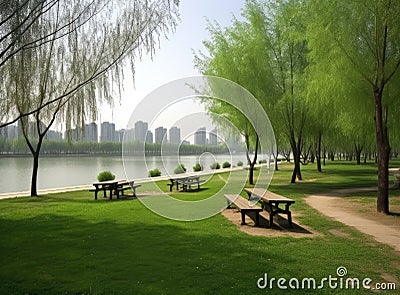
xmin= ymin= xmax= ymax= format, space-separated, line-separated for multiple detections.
xmin=224 ymin=194 xmax=263 ymax=226
xmin=115 ymin=180 xmax=141 ymax=198
xmin=244 ymin=188 xmax=295 ymax=228
xmin=90 ymin=180 xmax=140 ymax=200
xmin=168 ymin=176 xmax=205 ymax=192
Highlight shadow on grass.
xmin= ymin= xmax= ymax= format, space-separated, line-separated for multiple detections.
xmin=0 ymin=212 xmax=296 ymax=294
xmin=240 ymin=211 xmax=313 ymax=234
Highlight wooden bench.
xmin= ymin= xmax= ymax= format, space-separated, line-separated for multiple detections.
xmin=115 ymin=181 xmax=141 ymax=198
xmin=224 ymin=194 xmax=263 ymax=226
xmin=168 ymin=176 xmax=205 ymax=192
xmin=244 ymin=188 xmax=295 ymax=228
xmin=91 ymin=180 xmax=140 ymax=200
xmin=91 ymin=180 xmax=118 ymax=200
xmin=178 ymin=179 xmax=205 ymax=191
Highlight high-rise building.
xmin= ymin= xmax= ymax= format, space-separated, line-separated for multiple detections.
xmin=100 ymin=121 xmax=115 ymax=142
xmin=84 ymin=122 xmax=98 ymax=142
xmin=155 ymin=126 xmax=167 ymax=143
xmin=194 ymin=127 xmax=206 ymax=145
xmin=146 ymin=130 xmax=153 ymax=143
xmin=0 ymin=126 xmax=7 ymax=139
xmin=134 ymin=121 xmax=148 ymax=142
xmin=114 ymin=129 xmax=124 ymax=142
xmin=48 ymin=130 xmax=63 ymax=140
xmin=209 ymin=128 xmax=218 ymax=145
xmin=125 ymin=128 xmax=135 ymax=142
xmin=169 ymin=126 xmax=181 ymax=144
xmin=7 ymin=125 xmax=18 ymax=139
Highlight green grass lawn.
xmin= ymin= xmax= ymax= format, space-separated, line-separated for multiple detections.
xmin=0 ymin=161 xmax=399 ymax=294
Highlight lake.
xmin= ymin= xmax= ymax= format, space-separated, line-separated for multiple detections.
xmin=0 ymin=154 xmax=253 ymax=194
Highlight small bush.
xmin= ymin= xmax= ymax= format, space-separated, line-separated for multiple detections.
xmin=222 ymin=161 xmax=231 ymax=168
xmin=174 ymin=164 xmax=187 ymax=174
xmin=259 ymin=159 xmax=267 ymax=164
xmin=97 ymin=170 xmax=115 ymax=182
xmin=148 ymin=168 xmax=161 ymax=177
xmin=237 ymin=161 xmax=243 ymax=167
xmin=193 ymin=163 xmax=203 ymax=172
xmin=210 ymin=162 xmax=220 ymax=170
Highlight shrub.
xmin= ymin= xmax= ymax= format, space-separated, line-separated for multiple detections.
xmin=259 ymin=159 xmax=267 ymax=164
xmin=193 ymin=163 xmax=203 ymax=172
xmin=210 ymin=162 xmax=220 ymax=170
xmin=237 ymin=161 xmax=243 ymax=167
xmin=97 ymin=170 xmax=115 ymax=182
xmin=148 ymin=168 xmax=161 ymax=177
xmin=222 ymin=161 xmax=231 ymax=168
xmin=174 ymin=164 xmax=187 ymax=174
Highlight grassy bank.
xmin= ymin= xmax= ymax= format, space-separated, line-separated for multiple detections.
xmin=0 ymin=161 xmax=399 ymax=294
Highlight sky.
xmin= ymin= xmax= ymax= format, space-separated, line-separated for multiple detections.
xmin=99 ymin=0 xmax=246 ymax=132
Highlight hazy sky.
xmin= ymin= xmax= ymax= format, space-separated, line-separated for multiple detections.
xmin=100 ymin=0 xmax=246 ymax=131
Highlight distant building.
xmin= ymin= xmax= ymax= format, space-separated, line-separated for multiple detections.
xmin=155 ymin=126 xmax=167 ymax=143
xmin=7 ymin=125 xmax=19 ymax=139
xmin=134 ymin=121 xmax=148 ymax=142
xmin=124 ymin=128 xmax=135 ymax=142
xmin=194 ymin=127 xmax=206 ymax=145
xmin=0 ymin=126 xmax=7 ymax=139
xmin=169 ymin=126 xmax=181 ymax=144
xmin=209 ymin=128 xmax=218 ymax=145
xmin=114 ymin=129 xmax=124 ymax=142
xmin=146 ymin=130 xmax=153 ymax=144
xmin=48 ymin=130 xmax=63 ymax=140
xmin=101 ymin=121 xmax=115 ymax=142
xmin=18 ymin=121 xmax=46 ymax=139
xmin=84 ymin=122 xmax=98 ymax=142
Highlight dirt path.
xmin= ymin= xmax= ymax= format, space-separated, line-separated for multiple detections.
xmin=305 ymin=187 xmax=400 ymax=252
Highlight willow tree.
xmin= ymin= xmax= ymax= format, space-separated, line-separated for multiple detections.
xmin=307 ymin=0 xmax=400 ymax=214
xmin=194 ymin=12 xmax=279 ymax=184
xmin=0 ymin=0 xmax=179 ymax=128
xmin=1 ymin=0 xmax=179 ymax=196
xmin=246 ymin=0 xmax=310 ymax=183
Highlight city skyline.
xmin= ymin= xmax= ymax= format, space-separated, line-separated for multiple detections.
xmin=1 ymin=120 xmax=220 ymax=146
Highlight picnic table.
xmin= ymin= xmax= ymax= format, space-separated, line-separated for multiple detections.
xmin=244 ymin=188 xmax=295 ymax=228
xmin=90 ymin=179 xmax=141 ymax=200
xmin=168 ymin=176 xmax=205 ymax=192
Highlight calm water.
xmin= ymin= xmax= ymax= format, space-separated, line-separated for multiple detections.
xmin=0 ymin=154 xmax=251 ymax=193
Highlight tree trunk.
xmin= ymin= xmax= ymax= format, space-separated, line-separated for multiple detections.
xmin=354 ymin=143 xmax=363 ymax=165
xmin=290 ymin=134 xmax=302 ymax=183
xmin=274 ymin=151 xmax=279 ymax=171
xmin=30 ymin=136 xmax=44 ymax=197
xmin=245 ymin=134 xmax=259 ymax=185
xmin=316 ymin=132 xmax=322 ymax=172
xmin=374 ymin=91 xmax=390 ymax=214
xmin=31 ymin=151 xmax=39 ymax=196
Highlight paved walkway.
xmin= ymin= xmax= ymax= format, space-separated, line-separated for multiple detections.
xmin=306 ymin=187 xmax=400 ymax=252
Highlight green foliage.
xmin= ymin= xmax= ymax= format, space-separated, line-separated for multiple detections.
xmin=193 ymin=162 xmax=203 ymax=172
xmin=237 ymin=160 xmax=243 ymax=167
xmin=173 ymin=164 xmax=187 ymax=174
xmin=148 ymin=168 xmax=161 ymax=177
xmin=0 ymin=164 xmax=399 ymax=293
xmin=222 ymin=161 xmax=231 ymax=168
xmin=210 ymin=162 xmax=220 ymax=170
xmin=97 ymin=171 xmax=115 ymax=182
xmin=258 ymin=159 xmax=267 ymax=164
